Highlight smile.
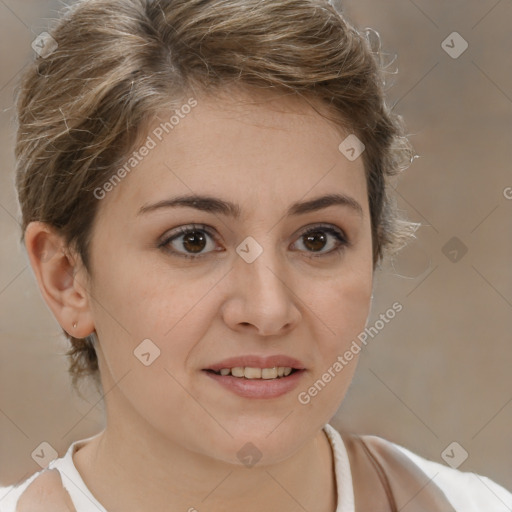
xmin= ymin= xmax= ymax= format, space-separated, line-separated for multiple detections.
xmin=206 ymin=366 xmax=297 ymax=379
xmin=202 ymin=368 xmax=306 ymax=399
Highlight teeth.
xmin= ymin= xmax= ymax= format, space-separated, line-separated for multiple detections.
xmin=215 ymin=366 xmax=295 ymax=379
xmin=261 ymin=368 xmax=276 ymax=379
xmin=231 ymin=367 xmax=245 ymax=378
xmin=245 ymin=367 xmax=262 ymax=379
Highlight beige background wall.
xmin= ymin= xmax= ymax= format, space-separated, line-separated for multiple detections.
xmin=1 ymin=0 xmax=511 ymax=492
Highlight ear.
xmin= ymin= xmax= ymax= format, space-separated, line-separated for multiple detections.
xmin=24 ymin=221 xmax=95 ymax=339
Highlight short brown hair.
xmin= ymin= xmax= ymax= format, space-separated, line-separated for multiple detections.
xmin=14 ymin=0 xmax=417 ymax=393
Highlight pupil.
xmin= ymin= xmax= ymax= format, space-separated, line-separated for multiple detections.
xmin=305 ymin=232 xmax=326 ymax=251
xmin=183 ymin=231 xmax=206 ymax=253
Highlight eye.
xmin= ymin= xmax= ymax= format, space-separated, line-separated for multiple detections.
xmin=291 ymin=224 xmax=349 ymax=258
xmin=159 ymin=223 xmax=349 ymax=260
xmin=159 ymin=224 xmax=220 ymax=260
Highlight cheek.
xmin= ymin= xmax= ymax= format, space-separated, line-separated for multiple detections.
xmin=312 ymin=269 xmax=372 ymax=352
xmin=305 ymin=243 xmax=373 ymax=414
xmin=88 ymin=253 xmax=209 ymax=374
xmin=299 ymin=267 xmax=372 ymax=417
xmin=316 ymin=240 xmax=373 ymax=340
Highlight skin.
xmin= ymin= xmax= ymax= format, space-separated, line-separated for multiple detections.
xmin=24 ymin=87 xmax=374 ymax=512
xmin=16 ymin=470 xmax=77 ymax=512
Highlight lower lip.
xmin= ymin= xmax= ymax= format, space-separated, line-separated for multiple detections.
xmin=202 ymin=370 xmax=306 ymax=399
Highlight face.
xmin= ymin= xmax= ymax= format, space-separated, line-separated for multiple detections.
xmin=84 ymin=88 xmax=373 ymax=465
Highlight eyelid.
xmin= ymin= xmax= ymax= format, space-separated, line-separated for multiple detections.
xmin=297 ymin=223 xmax=348 ymax=242
xmin=292 ymin=223 xmax=350 ymax=257
xmin=158 ymin=223 xmax=220 ymax=256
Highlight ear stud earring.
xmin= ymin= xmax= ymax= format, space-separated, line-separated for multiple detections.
xmin=72 ymin=321 xmax=78 ymax=329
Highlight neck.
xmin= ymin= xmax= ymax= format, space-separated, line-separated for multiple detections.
xmin=74 ymin=411 xmax=337 ymax=511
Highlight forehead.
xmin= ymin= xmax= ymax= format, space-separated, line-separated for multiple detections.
xmin=98 ymin=88 xmax=368 ymax=221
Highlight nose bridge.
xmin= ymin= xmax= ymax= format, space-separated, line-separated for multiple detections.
xmin=237 ymin=233 xmax=290 ymax=301
xmin=227 ymin=232 xmax=300 ymax=334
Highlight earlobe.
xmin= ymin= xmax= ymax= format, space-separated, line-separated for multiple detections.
xmin=24 ymin=221 xmax=95 ymax=338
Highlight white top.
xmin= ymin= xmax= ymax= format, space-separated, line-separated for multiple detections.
xmin=1 ymin=424 xmax=511 ymax=511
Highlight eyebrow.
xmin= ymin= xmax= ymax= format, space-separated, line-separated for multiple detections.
xmin=137 ymin=193 xmax=363 ymax=219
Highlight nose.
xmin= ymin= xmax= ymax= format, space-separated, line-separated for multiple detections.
xmin=221 ymin=246 xmax=302 ymax=337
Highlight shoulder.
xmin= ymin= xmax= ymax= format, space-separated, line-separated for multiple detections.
xmin=389 ymin=440 xmax=512 ymax=512
xmin=14 ymin=469 xmax=76 ymax=512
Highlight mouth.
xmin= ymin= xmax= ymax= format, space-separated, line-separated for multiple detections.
xmin=202 ymin=367 xmax=306 ymax=399
xmin=203 ymin=367 xmax=302 ymax=379
xmin=201 ymin=355 xmax=306 ymax=398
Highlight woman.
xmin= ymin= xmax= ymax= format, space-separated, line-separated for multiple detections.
xmin=1 ymin=0 xmax=511 ymax=510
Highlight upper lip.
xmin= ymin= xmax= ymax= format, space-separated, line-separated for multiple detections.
xmin=204 ymin=355 xmax=306 ymax=372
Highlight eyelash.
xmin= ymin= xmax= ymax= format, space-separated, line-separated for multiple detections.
xmin=158 ymin=223 xmax=350 ymax=260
